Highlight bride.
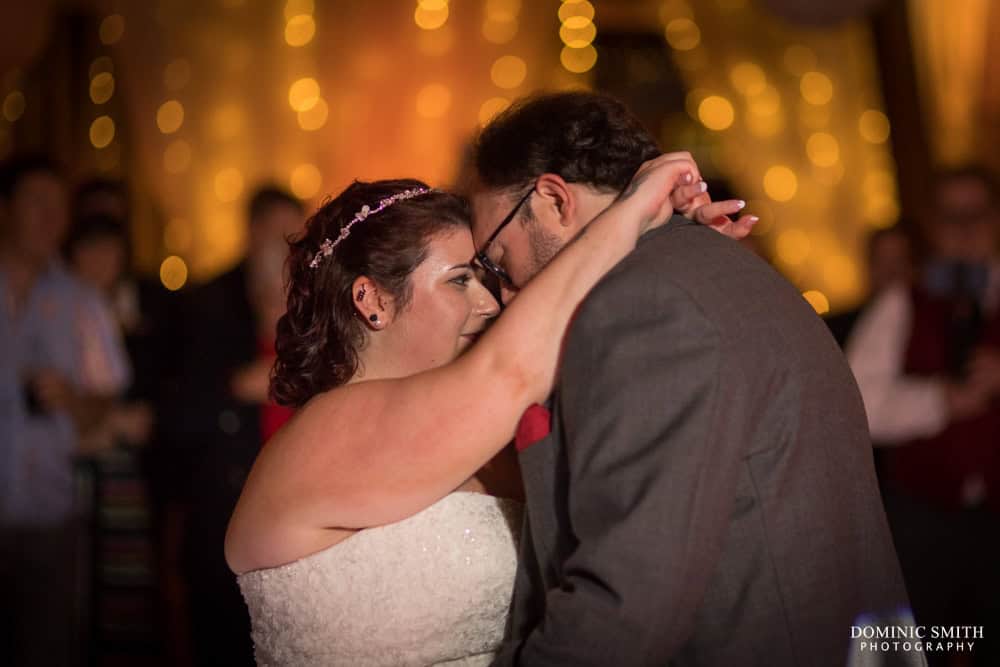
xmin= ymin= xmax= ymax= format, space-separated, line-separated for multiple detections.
xmin=225 ymin=153 xmax=753 ymax=665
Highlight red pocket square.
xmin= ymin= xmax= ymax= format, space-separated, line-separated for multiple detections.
xmin=515 ymin=404 xmax=552 ymax=452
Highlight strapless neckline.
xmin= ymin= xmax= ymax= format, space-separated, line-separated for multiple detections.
xmin=240 ymin=492 xmax=519 ymax=577
xmin=237 ymin=491 xmax=523 ymax=666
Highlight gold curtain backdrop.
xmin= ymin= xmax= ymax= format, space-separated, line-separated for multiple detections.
xmin=1 ymin=0 xmax=998 ymax=312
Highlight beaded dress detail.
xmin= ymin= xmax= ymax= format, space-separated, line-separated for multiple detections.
xmin=238 ymin=492 xmax=521 ymax=666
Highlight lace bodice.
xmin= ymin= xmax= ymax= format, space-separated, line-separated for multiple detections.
xmin=238 ymin=492 xmax=522 ymax=666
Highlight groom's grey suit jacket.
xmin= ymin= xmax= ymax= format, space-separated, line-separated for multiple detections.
xmin=493 ymin=218 xmax=914 ymax=666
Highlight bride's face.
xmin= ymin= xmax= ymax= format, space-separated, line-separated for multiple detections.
xmin=387 ymin=228 xmax=500 ymax=372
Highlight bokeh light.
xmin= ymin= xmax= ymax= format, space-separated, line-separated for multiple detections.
xmin=560 ymin=21 xmax=597 ymax=48
xmin=285 ymin=15 xmax=316 ymax=46
xmin=697 ymin=96 xmax=735 ymax=131
xmin=2 ymin=91 xmax=26 ymax=122
xmin=478 ymin=97 xmax=511 ymax=126
xmin=288 ymin=78 xmax=320 ymax=112
xmin=482 ymin=17 xmax=518 ymax=44
xmin=214 ymin=168 xmax=245 ymax=202
xmin=491 ymin=56 xmax=527 ymax=89
xmin=823 ymin=255 xmax=859 ymax=297
xmin=156 ymin=100 xmax=185 ymax=134
xmin=89 ymin=73 xmax=115 ymax=105
xmin=418 ymin=26 xmax=455 ymax=55
xmin=763 ymin=165 xmax=798 ymax=201
xmin=777 ymin=229 xmax=812 ymax=266
xmin=415 ymin=4 xmax=449 ymax=30
xmin=800 ymin=71 xmax=833 ymax=105
xmin=664 ymin=18 xmax=701 ymax=51
xmin=99 ymin=14 xmax=126 ymax=45
xmin=290 ymin=163 xmax=322 ymax=199
xmin=210 ymin=105 xmax=246 ymax=141
xmin=160 ymin=255 xmax=189 ymax=291
xmin=416 ymin=84 xmax=452 ymax=118
xmin=89 ymin=56 xmax=114 ymax=79
xmin=859 ymin=109 xmax=891 ymax=143
xmin=89 ymin=116 xmax=116 ymax=148
xmin=558 ymin=0 xmax=595 ymax=23
xmin=560 ymin=45 xmax=598 ymax=74
xmin=297 ymin=98 xmax=329 ymax=130
xmin=802 ymin=290 xmax=830 ymax=315
xmin=806 ymin=132 xmax=840 ymax=167
xmin=729 ymin=62 xmax=766 ymax=96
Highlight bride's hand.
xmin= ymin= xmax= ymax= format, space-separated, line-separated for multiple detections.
xmin=618 ymin=152 xmax=701 ymax=233
xmin=670 ymin=184 xmax=759 ymax=240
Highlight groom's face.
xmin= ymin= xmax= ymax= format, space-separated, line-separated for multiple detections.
xmin=470 ymin=187 xmax=566 ymax=303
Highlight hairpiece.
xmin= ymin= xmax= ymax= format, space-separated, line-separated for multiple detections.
xmin=309 ymin=187 xmax=434 ymax=269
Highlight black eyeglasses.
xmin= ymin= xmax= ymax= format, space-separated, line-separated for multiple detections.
xmin=474 ymin=188 xmax=533 ymax=287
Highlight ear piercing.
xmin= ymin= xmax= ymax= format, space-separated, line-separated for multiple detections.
xmin=369 ymin=314 xmax=378 ymax=323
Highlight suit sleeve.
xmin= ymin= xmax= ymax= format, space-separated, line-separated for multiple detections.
xmin=494 ymin=282 xmax=745 ymax=666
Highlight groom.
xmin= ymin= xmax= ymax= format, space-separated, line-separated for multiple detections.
xmin=469 ymin=92 xmax=920 ymax=666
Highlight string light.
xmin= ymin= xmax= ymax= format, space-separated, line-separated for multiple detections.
xmin=697 ymin=96 xmax=734 ymax=131
xmin=290 ymin=163 xmax=322 ymax=199
xmin=764 ymin=165 xmax=798 ymax=201
xmin=491 ymin=56 xmax=527 ymax=89
xmin=800 ymin=71 xmax=833 ymax=105
xmin=664 ymin=18 xmax=700 ymax=51
xmin=297 ymin=98 xmax=329 ymax=130
xmin=160 ymin=256 xmax=189 ymax=291
xmin=90 ymin=116 xmax=116 ymax=148
xmin=285 ymin=14 xmax=316 ymax=46
xmin=802 ymin=290 xmax=830 ymax=315
xmin=559 ymin=1 xmax=598 ymax=74
xmin=89 ymin=72 xmax=115 ymax=104
xmin=99 ymin=14 xmax=125 ymax=45
xmin=415 ymin=1 xmax=449 ymax=30
xmin=859 ymin=109 xmax=890 ymax=143
xmin=288 ymin=78 xmax=320 ymax=112
xmin=156 ymin=100 xmax=185 ymax=134
xmin=2 ymin=91 xmax=25 ymax=122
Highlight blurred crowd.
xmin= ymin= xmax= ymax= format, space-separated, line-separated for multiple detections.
xmin=0 ymin=155 xmax=303 ymax=666
xmin=0 ymin=153 xmax=998 ymax=667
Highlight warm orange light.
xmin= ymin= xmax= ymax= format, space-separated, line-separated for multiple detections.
xmin=99 ymin=15 xmax=125 ymax=45
xmin=288 ymin=78 xmax=321 ymax=112
xmin=285 ymin=15 xmax=316 ymax=46
xmin=160 ymin=256 xmax=189 ymax=291
xmin=214 ymin=168 xmax=245 ymax=203
xmin=800 ymin=71 xmax=833 ymax=105
xmin=859 ymin=109 xmax=891 ymax=143
xmin=697 ymin=96 xmax=734 ymax=131
xmin=478 ymin=97 xmax=511 ymax=126
xmin=157 ymin=100 xmax=185 ymax=134
xmin=90 ymin=116 xmax=115 ymax=148
xmin=806 ymin=132 xmax=839 ymax=167
xmin=764 ymin=166 xmax=798 ymax=201
xmin=416 ymin=84 xmax=452 ymax=118
xmin=491 ymin=56 xmax=527 ymax=89
xmin=560 ymin=45 xmax=598 ymax=74
xmin=297 ymin=98 xmax=329 ymax=130
xmin=665 ymin=18 xmax=700 ymax=51
xmin=163 ymin=140 xmax=192 ymax=174
xmin=290 ymin=164 xmax=322 ymax=199
xmin=2 ymin=91 xmax=25 ymax=122
xmin=802 ymin=290 xmax=830 ymax=314
xmin=89 ymin=73 xmax=115 ymax=105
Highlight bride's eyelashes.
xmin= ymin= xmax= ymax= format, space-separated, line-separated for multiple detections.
xmin=449 ymin=272 xmax=475 ymax=288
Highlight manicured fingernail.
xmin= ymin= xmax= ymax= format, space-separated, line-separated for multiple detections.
xmin=748 ymin=216 xmax=759 ymax=223
xmin=698 ymin=181 xmax=708 ymax=192
xmin=683 ymin=172 xmax=693 ymax=184
xmin=736 ymin=200 xmax=746 ymax=210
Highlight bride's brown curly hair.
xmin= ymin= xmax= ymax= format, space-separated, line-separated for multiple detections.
xmin=272 ymin=179 xmax=471 ymax=407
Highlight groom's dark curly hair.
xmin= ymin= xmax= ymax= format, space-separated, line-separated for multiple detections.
xmin=473 ymin=91 xmax=661 ymax=195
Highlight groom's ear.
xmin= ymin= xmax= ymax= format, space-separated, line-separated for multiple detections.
xmin=535 ymin=173 xmax=576 ymax=229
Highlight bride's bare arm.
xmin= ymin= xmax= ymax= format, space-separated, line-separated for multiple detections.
xmin=235 ymin=155 xmax=698 ymax=539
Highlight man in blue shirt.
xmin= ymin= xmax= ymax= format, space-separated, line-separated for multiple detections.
xmin=0 ymin=156 xmax=130 ymax=666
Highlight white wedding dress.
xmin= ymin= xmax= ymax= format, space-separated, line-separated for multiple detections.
xmin=237 ymin=492 xmax=521 ymax=666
